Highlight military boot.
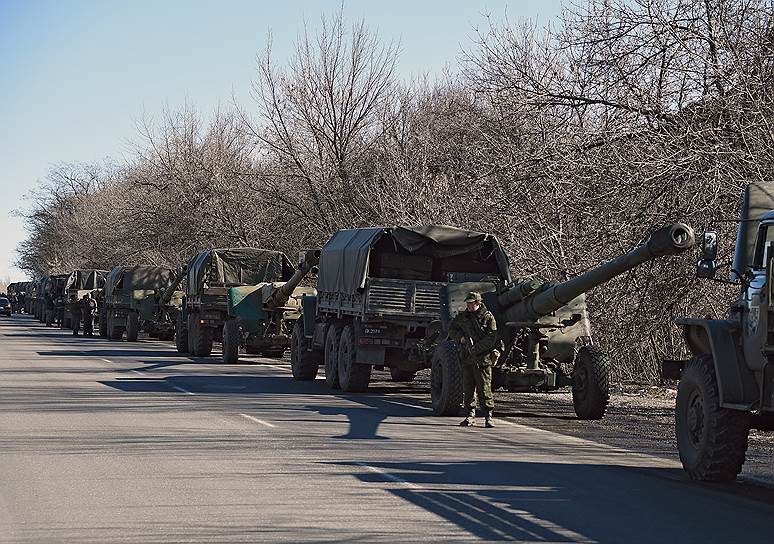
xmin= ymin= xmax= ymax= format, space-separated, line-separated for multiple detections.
xmin=484 ymin=410 xmax=495 ymax=428
xmin=459 ymin=410 xmax=476 ymax=427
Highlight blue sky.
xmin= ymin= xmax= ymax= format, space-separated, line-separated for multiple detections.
xmin=0 ymin=0 xmax=563 ymax=281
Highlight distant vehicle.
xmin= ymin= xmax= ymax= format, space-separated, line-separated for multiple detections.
xmin=0 ymin=297 xmax=11 ymax=317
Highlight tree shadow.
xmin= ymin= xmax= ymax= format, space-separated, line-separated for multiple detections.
xmin=330 ymin=459 xmax=774 ymax=543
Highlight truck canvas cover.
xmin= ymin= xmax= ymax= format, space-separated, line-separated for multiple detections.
xmin=105 ymin=266 xmax=175 ymax=294
xmin=65 ymin=269 xmax=107 ymax=291
xmin=187 ymin=248 xmax=294 ymax=293
xmin=317 ymin=224 xmax=512 ymax=295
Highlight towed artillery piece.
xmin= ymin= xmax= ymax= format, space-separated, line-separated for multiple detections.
xmin=101 ymin=266 xmax=179 ymax=341
xmin=431 ymin=223 xmax=696 ymax=419
xmin=222 ymin=250 xmax=320 ymax=363
xmin=180 ymin=248 xmax=297 ymax=357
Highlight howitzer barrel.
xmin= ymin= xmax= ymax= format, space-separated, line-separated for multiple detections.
xmin=267 ymin=250 xmax=320 ymax=308
xmin=513 ymin=223 xmax=695 ymax=321
xmin=159 ymin=266 xmax=187 ymax=306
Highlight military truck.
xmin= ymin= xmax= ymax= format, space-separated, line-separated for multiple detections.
xmin=290 ymin=226 xmax=512 ymax=392
xmin=664 ymin=182 xmax=774 ymax=481
xmin=43 ymin=274 xmax=69 ymax=327
xmin=431 ymin=223 xmax=695 ymax=419
xmin=180 ymin=248 xmax=296 ymax=357
xmin=102 ymin=266 xmax=178 ymax=341
xmin=61 ymin=269 xmax=107 ymax=329
xmin=223 ymin=250 xmax=319 ymax=363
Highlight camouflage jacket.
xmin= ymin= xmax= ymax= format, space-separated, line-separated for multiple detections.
xmin=448 ymin=304 xmax=499 ymax=366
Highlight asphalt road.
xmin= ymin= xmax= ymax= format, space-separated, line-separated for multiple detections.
xmin=1 ymin=315 xmax=773 ymax=543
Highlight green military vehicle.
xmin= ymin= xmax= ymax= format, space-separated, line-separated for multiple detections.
xmin=223 ymin=250 xmax=319 ymax=363
xmin=664 ymin=182 xmax=774 ymax=481
xmin=180 ymin=248 xmax=296 ymax=357
xmin=290 ymin=226 xmax=512 ymax=392
xmin=431 ymin=223 xmax=695 ymax=419
xmin=61 ymin=269 xmax=107 ymax=329
xmin=31 ymin=278 xmax=44 ymax=320
xmin=44 ymin=274 xmax=69 ymax=327
xmin=102 ymin=266 xmax=178 ymax=341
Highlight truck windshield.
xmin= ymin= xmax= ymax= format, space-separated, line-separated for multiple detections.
xmin=754 ymin=223 xmax=774 ymax=268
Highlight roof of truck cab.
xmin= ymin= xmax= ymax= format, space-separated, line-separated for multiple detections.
xmin=317 ymin=224 xmax=511 ymax=295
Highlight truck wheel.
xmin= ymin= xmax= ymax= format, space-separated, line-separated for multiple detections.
xmin=291 ymin=320 xmax=320 ymax=380
xmin=390 ymin=368 xmax=416 ymax=382
xmin=676 ymin=355 xmax=750 ymax=481
xmin=126 ymin=312 xmax=139 ymax=342
xmin=222 ymin=320 xmax=240 ymax=364
xmin=192 ymin=319 xmax=213 ymax=357
xmin=324 ymin=323 xmax=344 ymax=389
xmin=431 ymin=340 xmax=463 ymax=416
xmin=99 ymin=311 xmax=107 ymax=337
xmin=572 ymin=345 xmax=610 ymax=420
xmin=108 ymin=314 xmax=124 ymax=340
xmin=337 ymin=325 xmax=371 ymax=392
xmin=175 ymin=318 xmax=188 ymax=352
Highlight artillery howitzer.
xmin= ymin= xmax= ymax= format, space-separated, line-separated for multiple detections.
xmin=431 ymin=223 xmax=696 ymax=419
xmin=181 ymin=248 xmax=297 ymax=357
xmin=223 ymin=250 xmax=320 ymax=363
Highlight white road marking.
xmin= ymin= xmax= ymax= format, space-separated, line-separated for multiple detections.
xmin=169 ymin=384 xmax=195 ymax=396
xmin=385 ymin=399 xmax=431 ymax=411
xmin=260 ymin=363 xmax=291 ymax=372
xmin=129 ymin=369 xmax=143 ymax=375
xmin=101 ymin=358 xmax=113 ymax=364
xmin=239 ymin=413 xmax=276 ymax=428
xmin=354 ymin=462 xmax=421 ymax=489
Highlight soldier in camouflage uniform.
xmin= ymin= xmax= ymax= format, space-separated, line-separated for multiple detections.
xmin=448 ymin=292 xmax=498 ymax=428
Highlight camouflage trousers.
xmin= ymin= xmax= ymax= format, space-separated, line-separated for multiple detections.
xmin=462 ymin=363 xmax=494 ymax=413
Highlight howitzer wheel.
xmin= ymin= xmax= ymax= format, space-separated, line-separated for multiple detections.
xmin=676 ymin=355 xmax=750 ymax=481
xmin=431 ymin=340 xmax=463 ymax=416
xmin=126 ymin=312 xmax=139 ymax=342
xmin=337 ymin=325 xmax=371 ymax=393
xmin=324 ymin=322 xmax=344 ymax=389
xmin=290 ymin=320 xmax=320 ymax=380
xmin=222 ymin=320 xmax=240 ymax=364
xmin=571 ymin=346 xmax=610 ymax=420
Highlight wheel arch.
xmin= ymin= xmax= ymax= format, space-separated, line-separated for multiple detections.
xmin=677 ymin=318 xmax=758 ymax=409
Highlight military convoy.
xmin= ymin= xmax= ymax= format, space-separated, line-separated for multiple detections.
xmin=26 ymin=204 xmax=774 ymax=484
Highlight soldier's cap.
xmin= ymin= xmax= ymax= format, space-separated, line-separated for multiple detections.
xmin=464 ymin=292 xmax=483 ymax=303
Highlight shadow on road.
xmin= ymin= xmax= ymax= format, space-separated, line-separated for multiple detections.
xmin=99 ymin=375 xmax=427 ymax=439
xmin=332 ymin=459 xmax=774 ymax=543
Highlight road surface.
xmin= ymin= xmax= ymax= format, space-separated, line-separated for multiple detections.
xmin=1 ymin=316 xmax=773 ymax=543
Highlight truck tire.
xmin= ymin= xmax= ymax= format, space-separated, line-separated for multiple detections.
xmin=676 ymin=355 xmax=750 ymax=481
xmin=291 ymin=319 xmax=320 ymax=380
xmin=431 ymin=340 xmax=463 ymax=416
xmin=187 ymin=314 xmax=196 ymax=354
xmin=324 ymin=322 xmax=344 ymax=389
xmin=572 ymin=345 xmax=610 ymax=420
xmin=126 ymin=312 xmax=139 ymax=342
xmin=390 ymin=368 xmax=416 ymax=382
xmin=222 ymin=320 xmax=240 ymax=364
xmin=99 ymin=311 xmax=107 ymax=337
xmin=191 ymin=319 xmax=213 ymax=357
xmin=337 ymin=325 xmax=371 ymax=393
xmin=108 ymin=314 xmax=123 ymax=340
xmin=174 ymin=318 xmax=187 ymax=349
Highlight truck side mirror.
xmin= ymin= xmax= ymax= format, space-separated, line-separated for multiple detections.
xmin=696 ymin=231 xmax=718 ymax=279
